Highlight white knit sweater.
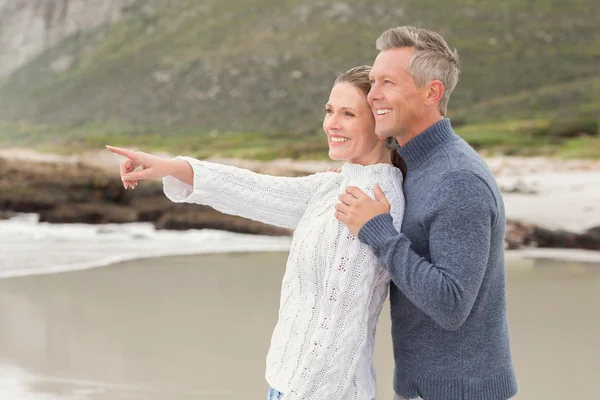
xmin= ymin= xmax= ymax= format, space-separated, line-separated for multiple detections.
xmin=163 ymin=158 xmax=405 ymax=400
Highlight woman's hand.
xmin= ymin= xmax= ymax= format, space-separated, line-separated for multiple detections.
xmin=106 ymin=145 xmax=174 ymax=189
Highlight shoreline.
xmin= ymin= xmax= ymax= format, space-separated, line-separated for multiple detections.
xmin=0 ymin=214 xmax=293 ymax=280
xmin=2 ymin=248 xmax=598 ymax=283
xmin=2 ymin=146 xmax=600 ymax=232
xmin=505 ymin=248 xmax=600 ymax=264
xmin=0 ymin=213 xmax=598 ymax=283
xmin=1 ymin=147 xmax=600 ymax=262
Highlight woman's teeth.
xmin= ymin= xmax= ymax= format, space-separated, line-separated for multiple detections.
xmin=377 ymin=109 xmax=392 ymax=115
xmin=331 ymin=137 xmax=350 ymax=143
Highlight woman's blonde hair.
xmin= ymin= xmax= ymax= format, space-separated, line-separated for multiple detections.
xmin=334 ymin=65 xmax=372 ymax=99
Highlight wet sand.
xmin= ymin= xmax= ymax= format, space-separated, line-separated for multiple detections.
xmin=0 ymin=252 xmax=599 ymax=399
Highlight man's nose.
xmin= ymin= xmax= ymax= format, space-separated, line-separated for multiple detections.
xmin=368 ymin=85 xmax=383 ymax=102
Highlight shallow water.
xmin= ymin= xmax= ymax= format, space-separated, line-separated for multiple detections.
xmin=0 ymin=214 xmax=292 ymax=279
xmin=0 ymin=253 xmax=598 ymax=399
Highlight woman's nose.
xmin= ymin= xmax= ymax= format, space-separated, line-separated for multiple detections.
xmin=326 ymin=115 xmax=341 ymax=131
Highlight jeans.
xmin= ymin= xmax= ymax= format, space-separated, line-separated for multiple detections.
xmin=267 ymin=387 xmax=284 ymax=400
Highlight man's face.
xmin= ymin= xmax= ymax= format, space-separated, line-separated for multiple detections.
xmin=367 ymin=47 xmax=427 ymax=139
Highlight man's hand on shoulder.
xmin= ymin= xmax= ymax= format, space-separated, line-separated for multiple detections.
xmin=335 ymin=184 xmax=390 ymax=235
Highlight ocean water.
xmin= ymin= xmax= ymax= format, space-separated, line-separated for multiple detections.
xmin=0 ymin=213 xmax=292 ymax=279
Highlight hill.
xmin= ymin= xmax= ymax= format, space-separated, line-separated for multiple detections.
xmin=0 ymin=0 xmax=598 ymax=158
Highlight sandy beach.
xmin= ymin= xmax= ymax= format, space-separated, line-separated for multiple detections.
xmin=0 ymin=252 xmax=598 ymax=399
xmin=1 ymin=147 xmax=599 ymax=398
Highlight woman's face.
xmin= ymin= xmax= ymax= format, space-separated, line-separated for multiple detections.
xmin=323 ymin=83 xmax=387 ymax=165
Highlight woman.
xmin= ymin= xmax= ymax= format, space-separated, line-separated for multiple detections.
xmin=107 ymin=65 xmax=405 ymax=400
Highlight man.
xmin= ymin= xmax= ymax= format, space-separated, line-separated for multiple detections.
xmin=335 ymin=26 xmax=518 ymax=400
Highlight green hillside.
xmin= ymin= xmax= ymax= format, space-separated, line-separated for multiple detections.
xmin=0 ymin=0 xmax=599 ymax=158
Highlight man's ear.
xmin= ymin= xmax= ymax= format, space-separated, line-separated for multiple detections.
xmin=424 ymin=80 xmax=444 ymax=106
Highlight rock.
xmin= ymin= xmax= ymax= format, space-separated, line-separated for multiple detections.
xmin=505 ymin=220 xmax=536 ymax=249
xmin=586 ymin=226 xmax=600 ymax=236
xmin=0 ymin=210 xmax=17 ymax=220
xmin=39 ymin=203 xmax=139 ymax=224
xmin=155 ymin=209 xmax=291 ymax=236
xmin=532 ymin=226 xmax=600 ymax=250
xmin=0 ymin=197 xmax=56 ymax=213
xmin=0 ymin=156 xmax=597 ymax=248
xmin=0 ymin=156 xmax=293 ymax=236
xmin=506 ymin=219 xmax=600 ymax=251
xmin=499 ymin=180 xmax=539 ymax=194
xmin=0 ymin=0 xmax=137 ymax=78
xmin=129 ymin=197 xmax=172 ymax=222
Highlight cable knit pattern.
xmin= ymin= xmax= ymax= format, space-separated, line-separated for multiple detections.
xmin=163 ymin=158 xmax=405 ymax=400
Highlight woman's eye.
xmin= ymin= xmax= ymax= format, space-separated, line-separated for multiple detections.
xmin=384 ymin=79 xmax=392 ymax=84
xmin=325 ymin=109 xmax=332 ymax=114
xmin=345 ymin=112 xmax=355 ymax=117
xmin=370 ymin=80 xmax=376 ymax=85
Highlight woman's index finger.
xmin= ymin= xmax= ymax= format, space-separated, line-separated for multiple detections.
xmin=106 ymin=145 xmax=138 ymax=160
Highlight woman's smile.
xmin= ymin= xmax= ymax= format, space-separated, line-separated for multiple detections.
xmin=329 ymin=134 xmax=352 ymax=146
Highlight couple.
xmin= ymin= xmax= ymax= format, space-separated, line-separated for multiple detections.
xmin=107 ymin=26 xmax=518 ymax=400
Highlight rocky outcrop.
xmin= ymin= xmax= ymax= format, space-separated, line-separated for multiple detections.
xmin=0 ymin=210 xmax=17 ymax=220
xmin=0 ymin=157 xmax=291 ymax=236
xmin=587 ymin=226 xmax=600 ymax=236
xmin=506 ymin=220 xmax=600 ymax=251
xmin=1 ymin=156 xmax=599 ymax=249
xmin=0 ymin=0 xmax=135 ymax=77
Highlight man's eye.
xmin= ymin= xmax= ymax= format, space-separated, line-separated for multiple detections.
xmin=345 ymin=112 xmax=355 ymax=117
xmin=325 ymin=109 xmax=332 ymax=114
xmin=384 ymin=80 xmax=392 ymax=84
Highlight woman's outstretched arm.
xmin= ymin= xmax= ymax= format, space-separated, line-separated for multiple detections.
xmin=106 ymin=146 xmax=337 ymax=230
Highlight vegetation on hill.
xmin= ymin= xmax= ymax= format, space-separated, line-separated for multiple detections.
xmin=1 ymin=0 xmax=598 ymax=158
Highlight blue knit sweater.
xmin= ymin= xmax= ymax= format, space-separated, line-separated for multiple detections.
xmin=358 ymin=119 xmax=518 ymax=400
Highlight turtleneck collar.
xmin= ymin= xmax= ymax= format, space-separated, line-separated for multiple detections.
xmin=341 ymin=162 xmax=397 ymax=180
xmin=396 ymin=118 xmax=457 ymax=171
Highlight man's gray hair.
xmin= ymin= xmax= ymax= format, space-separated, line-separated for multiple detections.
xmin=376 ymin=26 xmax=460 ymax=116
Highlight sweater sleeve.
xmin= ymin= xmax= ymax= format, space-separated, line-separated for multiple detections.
xmin=358 ymin=171 xmax=497 ymax=331
xmin=163 ymin=156 xmax=335 ymax=230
